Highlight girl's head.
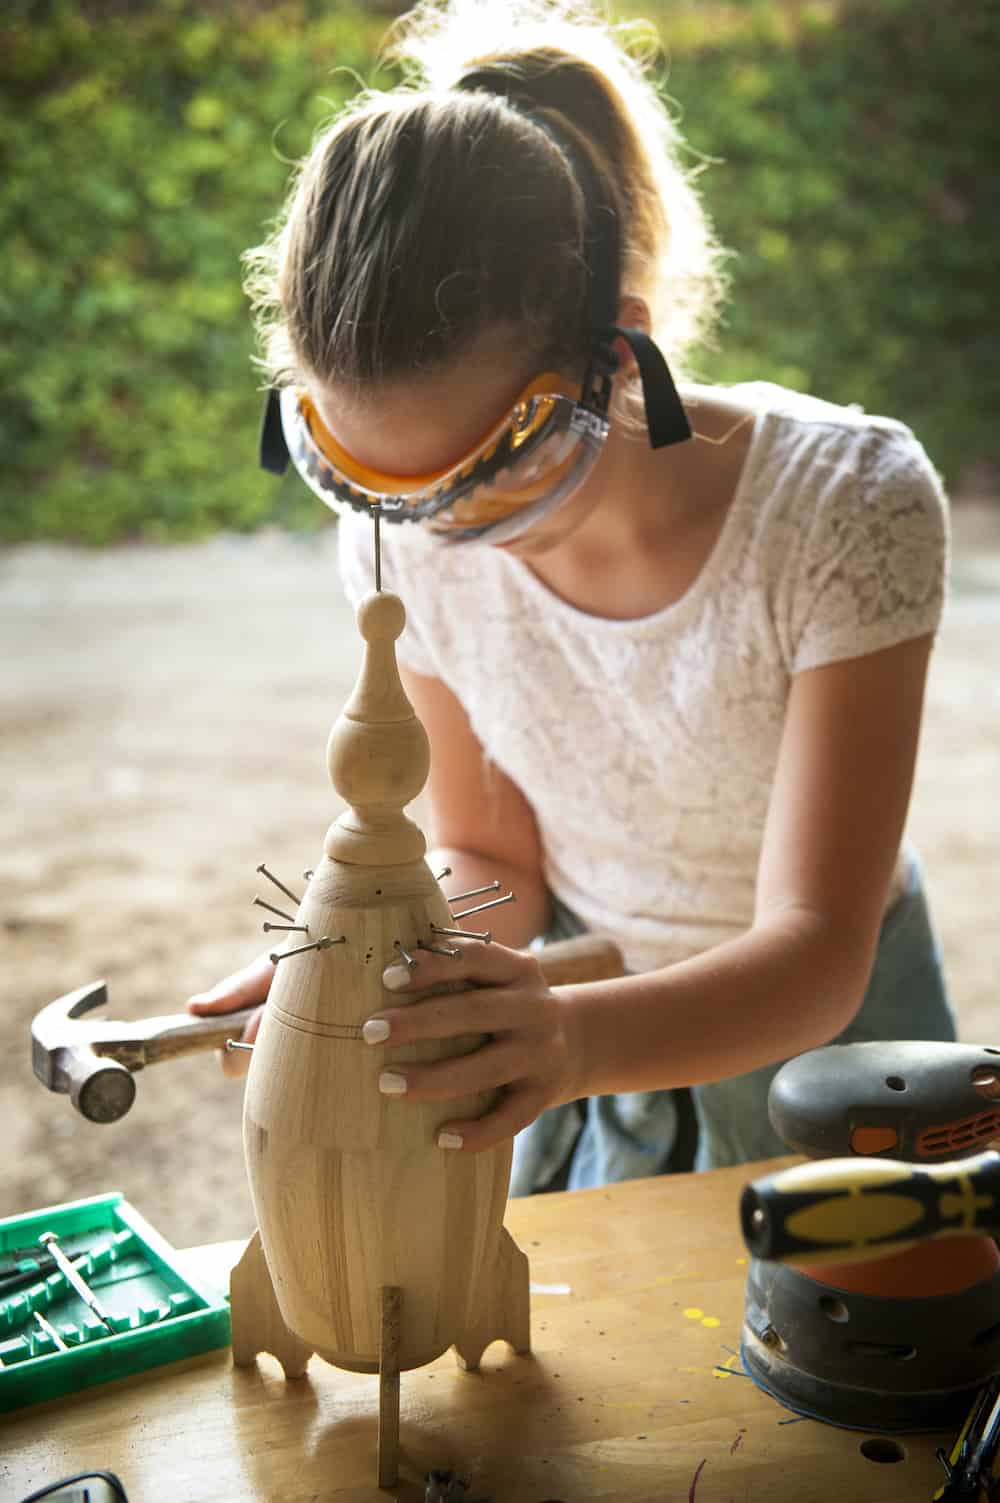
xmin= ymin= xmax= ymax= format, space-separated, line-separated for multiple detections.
xmin=246 ymin=0 xmax=727 ymax=539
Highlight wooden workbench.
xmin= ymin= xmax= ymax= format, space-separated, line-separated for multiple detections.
xmin=1 ymin=1160 xmax=952 ymax=1502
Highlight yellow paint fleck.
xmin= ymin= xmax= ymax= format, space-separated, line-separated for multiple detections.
xmin=701 ymin=1316 xmax=721 ymax=1328
xmin=712 ymin=1353 xmax=742 ymax=1380
xmin=683 ymin=1307 xmax=704 ymax=1320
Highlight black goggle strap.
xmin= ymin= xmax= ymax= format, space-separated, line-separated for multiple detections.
xmin=612 ymin=326 xmax=692 ymax=448
xmin=260 ymin=386 xmax=290 ymax=476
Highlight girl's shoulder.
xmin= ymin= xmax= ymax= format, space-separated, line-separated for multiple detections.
xmin=718 ymin=384 xmax=948 ymax=672
xmin=729 ymin=379 xmax=936 ymax=472
xmin=725 ymin=378 xmax=902 ymax=428
xmin=714 ymin=380 xmax=947 ymax=535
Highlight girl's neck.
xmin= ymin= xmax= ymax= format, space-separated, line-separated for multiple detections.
xmin=512 ymin=388 xmax=757 ymax=621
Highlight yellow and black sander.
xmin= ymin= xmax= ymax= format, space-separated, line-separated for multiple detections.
xmin=739 ymin=1040 xmax=1000 ymax=1432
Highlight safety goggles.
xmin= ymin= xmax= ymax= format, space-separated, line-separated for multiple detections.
xmin=268 ymin=371 xmax=611 ymax=544
xmin=259 ymin=96 xmax=693 ymax=543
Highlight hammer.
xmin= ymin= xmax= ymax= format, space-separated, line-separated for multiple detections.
xmin=31 ymin=935 xmax=623 ymax=1125
xmin=31 ymin=981 xmax=259 ymax=1124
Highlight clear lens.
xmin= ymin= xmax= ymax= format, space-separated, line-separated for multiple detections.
xmin=427 ymin=417 xmax=606 ymax=544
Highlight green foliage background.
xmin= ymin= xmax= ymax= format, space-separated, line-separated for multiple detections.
xmin=2 ymin=0 xmax=996 ymax=543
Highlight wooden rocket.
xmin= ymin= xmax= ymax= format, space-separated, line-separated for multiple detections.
xmin=230 ymin=584 xmax=530 ymax=1486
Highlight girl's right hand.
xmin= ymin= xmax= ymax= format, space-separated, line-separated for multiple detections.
xmin=187 ymin=952 xmax=276 ymax=1078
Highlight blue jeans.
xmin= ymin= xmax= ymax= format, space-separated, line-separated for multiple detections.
xmin=509 ymin=850 xmax=956 ymax=1195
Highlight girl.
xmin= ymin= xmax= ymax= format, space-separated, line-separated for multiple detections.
xmin=190 ymin=0 xmax=955 ymax=1191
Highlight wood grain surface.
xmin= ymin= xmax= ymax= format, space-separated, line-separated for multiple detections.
xmin=1 ymin=1160 xmax=954 ymax=1502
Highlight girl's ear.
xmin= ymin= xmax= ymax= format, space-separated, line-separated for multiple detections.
xmin=612 ymin=295 xmax=652 ymax=377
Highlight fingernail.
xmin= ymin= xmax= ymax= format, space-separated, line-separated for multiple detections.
xmin=379 ymin=1071 xmax=408 ymax=1095
xmin=382 ymin=963 xmax=412 ymax=991
xmin=362 ymin=1018 xmax=391 ymax=1044
xmin=438 ymin=1132 xmax=463 ymax=1150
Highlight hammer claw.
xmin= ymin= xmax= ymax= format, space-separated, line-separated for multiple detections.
xmin=62 ymin=980 xmax=111 ymax=1021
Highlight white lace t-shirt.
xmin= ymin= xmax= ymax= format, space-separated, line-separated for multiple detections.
xmin=337 ymin=382 xmax=948 ymax=976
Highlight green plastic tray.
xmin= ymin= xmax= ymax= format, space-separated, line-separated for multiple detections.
xmin=0 ymin=1192 xmax=231 ymax=1411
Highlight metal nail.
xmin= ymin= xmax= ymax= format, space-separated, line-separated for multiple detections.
xmin=33 ymin=1310 xmax=68 ymax=1351
xmin=417 ymin=940 xmax=461 ymax=958
xmin=434 ymin=867 xmax=453 ymax=882
xmin=446 ymin=880 xmax=501 ymax=903
xmin=430 ymin=924 xmax=491 ymax=944
xmin=451 ymin=892 xmax=516 ymax=920
xmin=38 ymin=1232 xmax=116 ymax=1335
xmin=226 ymin=1040 xmax=255 ymax=1053
xmin=256 ymin=863 xmax=302 ymax=907
xmin=394 ymin=941 xmax=418 ymax=968
xmin=253 ymin=896 xmax=297 ymax=924
xmin=269 ymin=936 xmax=346 ymax=965
xmin=262 ymin=923 xmax=309 ymax=934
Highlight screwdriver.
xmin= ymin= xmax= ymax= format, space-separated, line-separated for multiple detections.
xmin=741 ymin=1148 xmax=1000 ymax=1264
xmin=933 ymin=1372 xmax=1000 ymax=1501
xmin=38 ymin=1230 xmax=117 ymax=1334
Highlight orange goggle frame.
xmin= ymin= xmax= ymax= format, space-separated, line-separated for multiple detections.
xmin=278 ymin=373 xmax=610 ymax=543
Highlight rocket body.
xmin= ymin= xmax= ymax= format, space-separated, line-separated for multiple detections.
xmin=242 ymin=854 xmax=510 ymax=1372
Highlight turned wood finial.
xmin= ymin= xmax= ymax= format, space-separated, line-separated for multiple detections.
xmin=324 ymin=590 xmax=430 ymax=866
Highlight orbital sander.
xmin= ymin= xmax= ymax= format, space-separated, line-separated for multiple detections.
xmin=739 ymin=1040 xmax=1000 ymax=1432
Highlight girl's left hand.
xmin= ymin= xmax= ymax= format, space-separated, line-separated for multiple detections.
xmin=364 ymin=941 xmax=584 ymax=1153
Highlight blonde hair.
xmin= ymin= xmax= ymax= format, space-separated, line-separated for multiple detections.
xmin=244 ymin=0 xmax=726 ymax=398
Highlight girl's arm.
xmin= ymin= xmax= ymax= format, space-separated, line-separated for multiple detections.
xmin=364 ymin=632 xmax=936 ymax=1151
xmin=399 ymin=663 xmax=553 ymax=948
xmin=567 ymin=630 xmax=935 ymax=1096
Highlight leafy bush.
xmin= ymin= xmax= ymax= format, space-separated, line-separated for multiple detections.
xmin=2 ymin=0 xmax=996 ymax=543
xmin=656 ymin=0 xmax=999 ymax=485
xmin=1 ymin=0 xmax=388 ymax=542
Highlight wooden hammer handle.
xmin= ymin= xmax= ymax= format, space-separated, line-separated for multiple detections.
xmin=532 ymin=933 xmax=625 ymax=986
xmin=140 ymin=1008 xmax=262 ymax=1064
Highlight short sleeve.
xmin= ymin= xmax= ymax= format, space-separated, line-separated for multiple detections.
xmin=335 ymin=511 xmax=441 ymax=677
xmin=789 ymin=424 xmax=949 ymax=674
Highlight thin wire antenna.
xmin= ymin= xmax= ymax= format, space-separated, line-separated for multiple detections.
xmin=256 ymin=863 xmax=302 ymax=907
xmin=269 ymin=935 xmax=346 ymax=965
xmin=417 ymin=940 xmax=461 ymax=958
xmin=451 ymin=892 xmax=516 ymax=921
xmin=430 ymin=923 xmax=492 ymax=944
xmin=374 ymin=511 xmax=382 ymax=592
xmin=447 ymin=880 xmax=502 ymax=904
xmin=253 ymin=895 xmax=297 ymax=924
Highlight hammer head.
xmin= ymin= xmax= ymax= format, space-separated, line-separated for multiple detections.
xmin=32 ymin=980 xmax=137 ymax=1124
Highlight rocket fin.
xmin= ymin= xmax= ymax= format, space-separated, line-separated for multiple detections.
xmin=453 ymin=1226 xmax=531 ymax=1371
xmin=230 ymin=1228 xmax=314 ymax=1378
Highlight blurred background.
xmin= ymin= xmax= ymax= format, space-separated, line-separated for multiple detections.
xmin=2 ymin=0 xmax=998 ymax=1250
